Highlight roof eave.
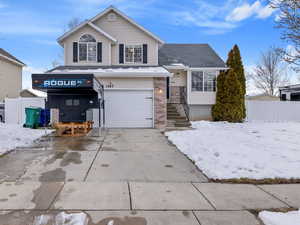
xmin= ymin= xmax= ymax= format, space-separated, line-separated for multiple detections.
xmin=47 ymin=71 xmax=173 ymax=78
xmin=0 ymin=54 xmax=26 ymax=67
xmin=57 ymin=20 xmax=117 ymax=45
xmin=189 ymin=67 xmax=229 ymax=70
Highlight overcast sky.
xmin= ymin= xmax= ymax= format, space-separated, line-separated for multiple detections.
xmin=0 ymin=0 xmax=293 ymax=91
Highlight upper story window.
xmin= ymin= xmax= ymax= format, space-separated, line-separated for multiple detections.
xmin=125 ymin=45 xmax=142 ymax=63
xmin=79 ymin=34 xmax=97 ymax=62
xmin=192 ymin=71 xmax=216 ymax=92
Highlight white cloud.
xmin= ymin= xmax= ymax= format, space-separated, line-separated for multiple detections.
xmin=256 ymin=4 xmax=275 ymax=19
xmin=285 ymin=45 xmax=300 ymax=63
xmin=171 ymin=0 xmax=238 ymax=33
xmin=226 ymin=1 xmax=276 ymax=22
xmin=226 ymin=1 xmax=261 ymax=22
xmin=22 ymin=66 xmax=46 ymax=89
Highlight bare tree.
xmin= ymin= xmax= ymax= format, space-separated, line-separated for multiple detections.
xmin=51 ymin=17 xmax=81 ymax=67
xmin=270 ymin=0 xmax=300 ymax=65
xmin=65 ymin=17 xmax=81 ymax=32
xmin=250 ymin=47 xmax=290 ymax=96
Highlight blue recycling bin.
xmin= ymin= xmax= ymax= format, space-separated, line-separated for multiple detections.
xmin=39 ymin=109 xmax=50 ymax=127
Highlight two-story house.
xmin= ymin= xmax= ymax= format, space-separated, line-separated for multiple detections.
xmin=32 ymin=6 xmax=226 ymax=129
xmin=0 ymin=48 xmax=25 ymax=102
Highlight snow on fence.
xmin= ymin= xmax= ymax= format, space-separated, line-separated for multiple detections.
xmin=5 ymin=97 xmax=45 ymax=125
xmin=246 ymin=100 xmax=300 ymax=122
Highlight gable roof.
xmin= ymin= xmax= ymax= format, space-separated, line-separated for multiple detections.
xmin=0 ymin=48 xmax=25 ymax=66
xmin=158 ymin=44 xmax=226 ymax=68
xmin=90 ymin=6 xmax=164 ymax=44
xmin=57 ymin=20 xmax=117 ymax=45
xmin=20 ymin=89 xmax=47 ymax=98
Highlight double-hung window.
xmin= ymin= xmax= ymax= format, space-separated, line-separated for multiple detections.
xmin=125 ymin=45 xmax=142 ymax=63
xmin=192 ymin=71 xmax=216 ymax=92
xmin=79 ymin=34 xmax=97 ymax=62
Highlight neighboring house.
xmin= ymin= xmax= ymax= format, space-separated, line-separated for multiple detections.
xmin=0 ymin=48 xmax=25 ymax=102
xmin=33 ymin=6 xmax=226 ymax=129
xmin=279 ymin=84 xmax=300 ymax=101
xmin=20 ymin=89 xmax=47 ymax=98
xmin=246 ymin=94 xmax=280 ymax=101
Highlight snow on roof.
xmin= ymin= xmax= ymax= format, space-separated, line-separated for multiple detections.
xmin=48 ymin=66 xmax=172 ymax=77
xmin=26 ymin=89 xmax=47 ymax=97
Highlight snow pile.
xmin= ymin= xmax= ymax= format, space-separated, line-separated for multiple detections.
xmin=166 ymin=121 xmax=300 ymax=179
xmin=259 ymin=209 xmax=300 ymax=225
xmin=0 ymin=123 xmax=52 ymax=155
xmin=51 ymin=66 xmax=170 ymax=74
xmin=26 ymin=88 xmax=47 ymax=98
xmin=33 ymin=212 xmax=88 ymax=225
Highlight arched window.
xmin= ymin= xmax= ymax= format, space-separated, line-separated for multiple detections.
xmin=79 ymin=34 xmax=97 ymax=62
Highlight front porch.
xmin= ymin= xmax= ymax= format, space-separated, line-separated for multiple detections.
xmin=165 ymin=66 xmax=223 ymax=121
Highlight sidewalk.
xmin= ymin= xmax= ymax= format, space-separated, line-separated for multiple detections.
xmin=0 ymin=129 xmax=299 ymax=224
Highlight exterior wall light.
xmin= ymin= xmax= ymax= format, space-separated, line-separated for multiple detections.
xmin=158 ymin=88 xmax=163 ymax=94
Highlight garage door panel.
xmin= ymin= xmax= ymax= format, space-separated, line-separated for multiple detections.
xmin=105 ymin=90 xmax=153 ymax=128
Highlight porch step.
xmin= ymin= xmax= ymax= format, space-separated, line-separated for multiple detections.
xmin=167 ymin=116 xmax=187 ymax=120
xmin=167 ymin=104 xmax=190 ymax=128
xmin=175 ymin=122 xmax=191 ymax=127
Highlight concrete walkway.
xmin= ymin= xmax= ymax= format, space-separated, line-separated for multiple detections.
xmin=0 ymin=128 xmax=299 ymax=225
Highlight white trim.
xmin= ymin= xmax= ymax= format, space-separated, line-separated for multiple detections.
xmin=0 ymin=54 xmax=25 ymax=67
xmin=104 ymin=88 xmax=154 ymax=91
xmin=95 ymin=72 xmax=172 ymax=78
xmin=164 ymin=66 xmax=228 ymax=71
xmin=57 ymin=20 xmax=117 ymax=45
xmin=124 ymin=44 xmax=143 ymax=64
xmin=47 ymin=71 xmax=172 ymax=78
xmin=187 ymin=69 xmax=191 ymax=104
xmin=190 ymin=70 xmax=217 ymax=93
xmin=90 ymin=6 xmax=164 ymax=44
xmin=190 ymin=67 xmax=229 ymax=71
xmin=164 ymin=65 xmax=189 ymax=70
xmin=87 ymin=22 xmax=117 ymax=43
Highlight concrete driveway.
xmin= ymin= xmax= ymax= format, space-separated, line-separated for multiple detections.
xmin=0 ymin=128 xmax=297 ymax=224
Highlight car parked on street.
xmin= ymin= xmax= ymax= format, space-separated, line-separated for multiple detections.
xmin=0 ymin=103 xmax=4 ymax=122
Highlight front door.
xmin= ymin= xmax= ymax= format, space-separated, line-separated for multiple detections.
xmin=59 ymin=95 xmax=88 ymax=122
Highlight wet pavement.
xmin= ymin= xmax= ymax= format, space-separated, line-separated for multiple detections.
xmin=0 ymin=128 xmax=288 ymax=224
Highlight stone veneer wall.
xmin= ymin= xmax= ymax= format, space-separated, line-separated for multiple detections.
xmin=154 ymin=77 xmax=167 ymax=129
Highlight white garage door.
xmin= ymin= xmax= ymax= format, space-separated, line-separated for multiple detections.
xmin=105 ymin=89 xmax=153 ymax=128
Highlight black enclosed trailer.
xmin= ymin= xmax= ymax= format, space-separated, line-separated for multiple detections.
xmin=32 ymin=73 xmax=104 ymax=126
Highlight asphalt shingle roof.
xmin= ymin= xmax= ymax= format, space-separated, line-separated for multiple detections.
xmin=158 ymin=44 xmax=226 ymax=68
xmin=0 ymin=48 xmax=25 ymax=65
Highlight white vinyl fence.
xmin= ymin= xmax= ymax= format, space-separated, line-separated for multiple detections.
xmin=246 ymin=100 xmax=300 ymax=122
xmin=5 ymin=97 xmax=45 ymax=124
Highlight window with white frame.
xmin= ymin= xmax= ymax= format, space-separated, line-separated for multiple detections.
xmin=125 ymin=45 xmax=142 ymax=63
xmin=192 ymin=71 xmax=216 ymax=92
xmin=79 ymin=34 xmax=97 ymax=62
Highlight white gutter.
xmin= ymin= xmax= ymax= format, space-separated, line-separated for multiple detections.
xmin=47 ymin=71 xmax=173 ymax=78
xmin=189 ymin=67 xmax=229 ymax=71
xmin=94 ymin=72 xmax=173 ymax=78
xmin=0 ymin=54 xmax=26 ymax=67
xmin=164 ymin=65 xmax=229 ymax=71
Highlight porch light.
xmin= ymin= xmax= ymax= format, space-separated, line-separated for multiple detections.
xmin=157 ymin=88 xmax=163 ymax=94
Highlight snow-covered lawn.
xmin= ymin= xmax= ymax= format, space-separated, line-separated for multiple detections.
xmin=259 ymin=209 xmax=300 ymax=225
xmin=0 ymin=123 xmax=52 ymax=156
xmin=166 ymin=121 xmax=300 ymax=180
